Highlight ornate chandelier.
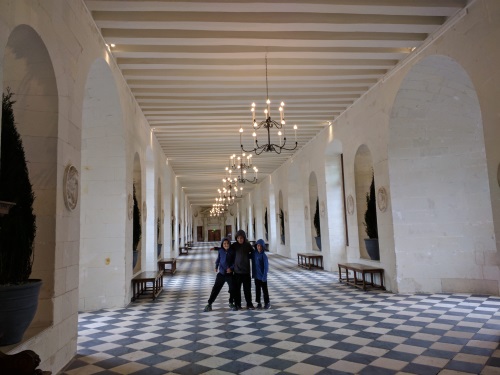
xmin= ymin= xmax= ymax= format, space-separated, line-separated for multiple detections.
xmin=240 ymin=56 xmax=298 ymax=155
xmin=228 ymin=152 xmax=258 ymax=184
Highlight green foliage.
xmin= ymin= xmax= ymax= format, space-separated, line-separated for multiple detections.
xmin=157 ymin=217 xmax=161 ymax=244
xmin=0 ymin=90 xmax=37 ymax=284
xmin=313 ymin=198 xmax=321 ymax=237
xmin=279 ymin=209 xmax=284 ymax=235
xmin=264 ymin=207 xmax=268 ymax=237
xmin=363 ymin=174 xmax=378 ymax=239
xmin=132 ymin=185 xmax=141 ymax=251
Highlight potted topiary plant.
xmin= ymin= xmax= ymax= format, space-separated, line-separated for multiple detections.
xmin=313 ymin=198 xmax=321 ymax=250
xmin=132 ymin=184 xmax=141 ymax=269
xmin=156 ymin=217 xmax=162 ymax=258
xmin=0 ymin=90 xmax=42 ymax=345
xmin=363 ymin=174 xmax=379 ymax=260
xmin=279 ymin=209 xmax=285 ymax=244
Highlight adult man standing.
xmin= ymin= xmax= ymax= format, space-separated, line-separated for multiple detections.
xmin=231 ymin=230 xmax=255 ymax=310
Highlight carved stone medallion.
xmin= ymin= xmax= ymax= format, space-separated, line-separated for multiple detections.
xmin=377 ymin=186 xmax=388 ymax=212
xmin=346 ymin=194 xmax=355 ymax=215
xmin=63 ymin=164 xmax=79 ymax=211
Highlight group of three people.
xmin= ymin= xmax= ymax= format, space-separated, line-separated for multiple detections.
xmin=204 ymin=229 xmax=271 ymax=312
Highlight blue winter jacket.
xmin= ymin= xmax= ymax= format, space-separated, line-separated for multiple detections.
xmin=215 ymin=238 xmax=235 ymax=275
xmin=252 ymin=248 xmax=268 ymax=282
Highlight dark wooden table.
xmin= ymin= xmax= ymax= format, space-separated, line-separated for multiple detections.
xmin=297 ymin=253 xmax=324 ymax=270
xmin=131 ymin=270 xmax=163 ymax=301
xmin=158 ymin=257 xmax=176 ymax=275
xmin=338 ymin=263 xmax=385 ymax=290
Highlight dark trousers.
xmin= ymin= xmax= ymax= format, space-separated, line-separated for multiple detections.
xmin=208 ymin=273 xmax=234 ymax=305
xmin=234 ymin=273 xmax=252 ymax=307
xmin=254 ymin=278 xmax=269 ymax=305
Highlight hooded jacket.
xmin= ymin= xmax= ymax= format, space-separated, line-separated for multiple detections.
xmin=231 ymin=230 xmax=253 ymax=274
xmin=215 ymin=237 xmax=235 ymax=275
xmin=252 ymin=239 xmax=268 ymax=281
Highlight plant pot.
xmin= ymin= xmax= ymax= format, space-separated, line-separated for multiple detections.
xmin=157 ymin=243 xmax=162 ymax=258
xmin=364 ymin=238 xmax=380 ymax=260
xmin=133 ymin=250 xmax=139 ymax=269
xmin=0 ymin=279 xmax=42 ymax=345
xmin=315 ymin=236 xmax=322 ymax=250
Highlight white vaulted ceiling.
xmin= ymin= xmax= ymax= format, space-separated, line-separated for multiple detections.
xmin=84 ymin=0 xmax=467 ymax=208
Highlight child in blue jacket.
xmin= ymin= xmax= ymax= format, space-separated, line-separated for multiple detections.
xmin=252 ymin=239 xmax=270 ymax=309
xmin=203 ymin=237 xmax=235 ymax=312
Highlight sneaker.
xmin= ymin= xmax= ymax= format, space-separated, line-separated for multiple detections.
xmin=247 ymin=304 xmax=256 ymax=310
xmin=264 ymin=303 xmax=271 ymax=310
xmin=203 ymin=304 xmax=212 ymax=312
xmin=229 ymin=302 xmax=235 ymax=309
xmin=231 ymin=305 xmax=239 ymax=311
xmin=256 ymin=303 xmax=262 ymax=309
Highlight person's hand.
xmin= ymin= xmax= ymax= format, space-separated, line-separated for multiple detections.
xmin=226 ymin=268 xmax=232 ymax=273
xmin=215 ymin=268 xmax=218 ymax=273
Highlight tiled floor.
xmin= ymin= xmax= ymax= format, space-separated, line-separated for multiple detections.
xmin=62 ymin=242 xmax=500 ymax=374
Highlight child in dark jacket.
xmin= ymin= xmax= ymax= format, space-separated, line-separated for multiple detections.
xmin=252 ymin=239 xmax=270 ymax=309
xmin=203 ymin=237 xmax=235 ymax=312
xmin=231 ymin=230 xmax=255 ymax=310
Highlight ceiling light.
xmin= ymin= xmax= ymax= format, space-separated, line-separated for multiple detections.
xmin=240 ymin=56 xmax=298 ymax=155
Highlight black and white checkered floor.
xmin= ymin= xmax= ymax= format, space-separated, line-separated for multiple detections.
xmin=62 ymin=242 xmax=500 ymax=374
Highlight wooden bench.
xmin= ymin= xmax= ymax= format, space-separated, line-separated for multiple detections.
xmin=178 ymin=246 xmax=189 ymax=256
xmin=338 ymin=263 xmax=385 ymax=291
xmin=158 ymin=257 xmax=176 ymax=275
xmin=131 ymin=270 xmax=163 ymax=301
xmin=297 ymin=253 xmax=324 ymax=270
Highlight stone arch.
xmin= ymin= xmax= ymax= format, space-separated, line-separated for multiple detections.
xmin=2 ymin=24 xmax=58 ymax=330
xmin=308 ymin=172 xmax=320 ymax=251
xmin=80 ymin=58 xmax=126 ymax=310
xmin=133 ymin=152 xmax=142 ymax=274
xmin=157 ymin=177 xmax=163 ymax=259
xmin=388 ymin=55 xmax=495 ymax=294
xmin=143 ymin=147 xmax=155 ymax=270
xmin=354 ymin=144 xmax=375 ymax=260
xmin=278 ymin=190 xmax=285 ymax=249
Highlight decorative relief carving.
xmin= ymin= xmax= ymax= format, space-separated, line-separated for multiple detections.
xmin=346 ymin=194 xmax=355 ymax=215
xmin=63 ymin=164 xmax=79 ymax=211
xmin=377 ymin=187 xmax=388 ymax=212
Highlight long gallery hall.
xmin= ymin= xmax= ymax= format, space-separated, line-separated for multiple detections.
xmin=61 ymin=243 xmax=500 ymax=375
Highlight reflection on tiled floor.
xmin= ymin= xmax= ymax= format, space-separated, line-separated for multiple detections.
xmin=62 ymin=242 xmax=500 ymax=374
